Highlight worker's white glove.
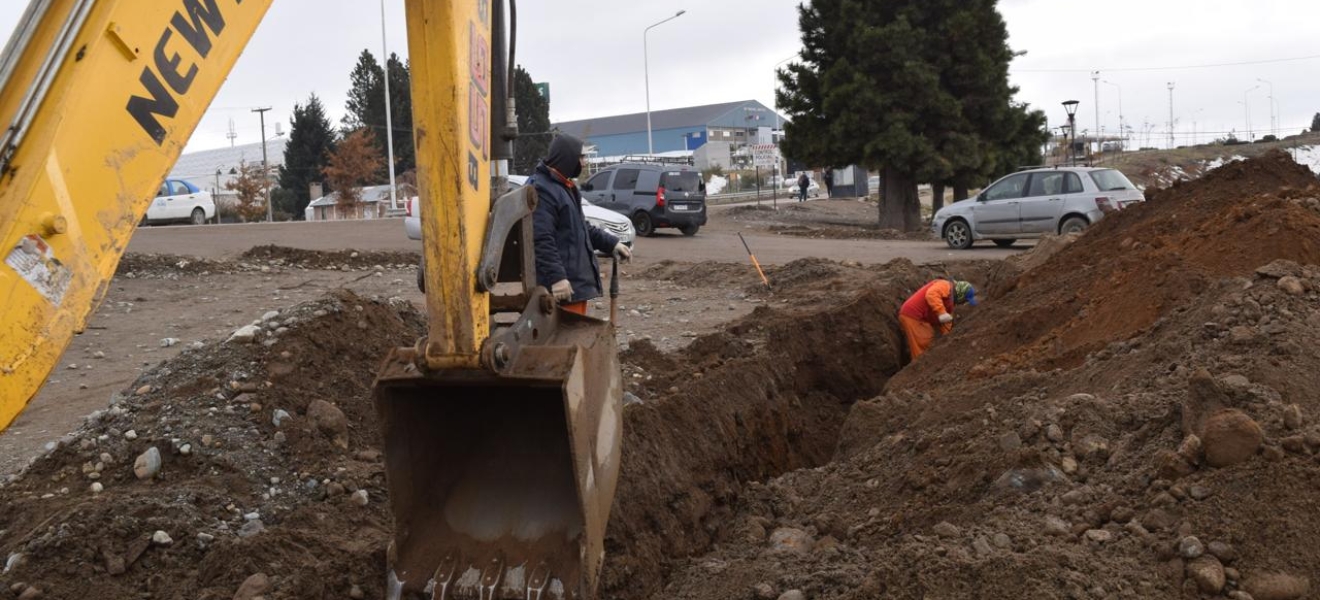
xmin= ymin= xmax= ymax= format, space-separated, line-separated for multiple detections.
xmin=551 ymin=279 xmax=573 ymax=302
xmin=613 ymin=243 xmax=632 ymax=262
xmin=938 ymin=313 xmax=954 ymax=324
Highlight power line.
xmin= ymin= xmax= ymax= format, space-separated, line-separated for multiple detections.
xmin=1013 ymin=53 xmax=1320 ymax=74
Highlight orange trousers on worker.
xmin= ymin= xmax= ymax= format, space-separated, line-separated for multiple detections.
xmin=899 ymin=314 xmax=951 ymax=361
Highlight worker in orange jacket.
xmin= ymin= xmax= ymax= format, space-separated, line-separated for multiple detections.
xmin=898 ymin=279 xmax=977 ymax=361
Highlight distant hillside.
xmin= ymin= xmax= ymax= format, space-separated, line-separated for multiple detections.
xmin=1101 ymin=132 xmax=1320 ymax=189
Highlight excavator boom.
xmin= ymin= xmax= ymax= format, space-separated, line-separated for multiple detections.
xmin=0 ymin=1 xmax=624 ymax=598
xmin=0 ymin=0 xmax=273 ymax=427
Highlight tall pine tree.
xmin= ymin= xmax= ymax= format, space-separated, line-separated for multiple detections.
xmin=778 ymin=0 xmax=1027 ymax=230
xmin=343 ymin=50 xmax=416 ymax=176
xmin=279 ymin=94 xmax=336 ymax=219
xmin=513 ymin=66 xmax=551 ymax=174
xmin=1312 ymin=113 xmax=1320 ymax=133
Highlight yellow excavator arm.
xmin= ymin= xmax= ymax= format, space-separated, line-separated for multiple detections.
xmin=0 ymin=0 xmax=274 ymax=427
xmin=0 ymin=1 xmax=623 ymax=598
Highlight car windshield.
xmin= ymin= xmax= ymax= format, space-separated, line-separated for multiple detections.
xmin=1089 ymin=169 xmax=1136 ymax=192
xmin=661 ymin=171 xmax=702 ymax=193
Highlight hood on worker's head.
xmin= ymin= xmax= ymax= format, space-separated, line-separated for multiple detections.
xmin=545 ymin=134 xmax=585 ymax=179
xmin=955 ymin=280 xmax=977 ymax=306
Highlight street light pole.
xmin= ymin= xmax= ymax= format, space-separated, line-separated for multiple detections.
xmin=1063 ymin=100 xmax=1080 ymax=166
xmin=644 ymin=10 xmax=686 ymax=156
xmin=772 ymin=53 xmax=797 ymax=199
xmin=1166 ymin=82 xmax=1176 ymax=150
xmin=252 ymin=106 xmax=272 ymax=222
xmin=1257 ymin=78 xmax=1275 ymax=138
xmin=380 ymin=0 xmax=398 ymax=212
xmin=1244 ymin=85 xmax=1260 ymax=141
xmin=1103 ymin=80 xmax=1123 ymax=151
xmin=1092 ymin=71 xmax=1100 ymax=156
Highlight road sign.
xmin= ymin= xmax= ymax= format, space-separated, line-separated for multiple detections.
xmin=534 ymin=82 xmax=550 ymax=103
xmin=750 ymin=143 xmax=780 ymax=168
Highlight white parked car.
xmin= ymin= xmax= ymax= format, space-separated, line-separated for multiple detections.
xmin=143 ymin=179 xmax=215 ymax=226
xmin=932 ymin=167 xmax=1145 ymax=249
xmin=405 ymin=175 xmax=636 ymax=291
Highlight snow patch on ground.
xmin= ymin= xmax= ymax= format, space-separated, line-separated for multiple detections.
xmin=706 ymin=175 xmax=728 ymax=196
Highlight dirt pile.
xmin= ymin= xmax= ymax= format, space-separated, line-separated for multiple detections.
xmin=642 ymin=151 xmax=1320 ymax=599
xmin=118 ymin=246 xmax=421 ymax=279
xmin=239 ymin=245 xmax=420 ymax=271
xmin=0 ymin=290 xmax=424 ymax=600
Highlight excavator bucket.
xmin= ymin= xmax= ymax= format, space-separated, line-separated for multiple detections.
xmin=374 ymin=297 xmax=623 ymax=600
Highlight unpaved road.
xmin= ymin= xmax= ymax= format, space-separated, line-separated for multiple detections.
xmin=127 ymin=204 xmax=1023 ymax=265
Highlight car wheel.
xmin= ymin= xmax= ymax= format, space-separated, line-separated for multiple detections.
xmin=139 ymin=214 xmax=149 ymax=227
xmin=190 ymin=208 xmax=206 ymax=225
xmin=944 ymin=220 xmax=974 ymax=250
xmin=633 ymin=212 xmax=655 ymax=237
xmin=993 ymin=239 xmax=1017 ymax=248
xmin=1060 ymin=216 xmax=1089 ymax=235
xmin=416 ymin=255 xmax=426 ymax=293
xmin=679 ymin=224 xmax=699 ymax=237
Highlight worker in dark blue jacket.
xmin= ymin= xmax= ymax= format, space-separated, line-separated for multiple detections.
xmin=529 ymin=134 xmax=632 ymax=314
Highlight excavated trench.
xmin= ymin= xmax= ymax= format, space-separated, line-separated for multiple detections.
xmin=600 ymin=267 xmax=944 ymax=600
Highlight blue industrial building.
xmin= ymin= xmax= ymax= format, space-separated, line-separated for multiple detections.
xmin=553 ymin=100 xmax=786 ymax=157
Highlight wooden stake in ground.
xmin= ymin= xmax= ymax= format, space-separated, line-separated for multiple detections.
xmin=738 ymin=232 xmax=771 ymax=289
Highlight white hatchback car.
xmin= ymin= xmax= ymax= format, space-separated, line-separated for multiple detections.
xmin=405 ymin=175 xmax=636 ymax=292
xmin=144 ymin=179 xmax=215 ymax=226
xmin=932 ymin=167 xmax=1144 ymax=249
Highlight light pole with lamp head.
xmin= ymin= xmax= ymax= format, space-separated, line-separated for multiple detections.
xmin=644 ymin=10 xmax=686 ymax=156
xmin=1244 ymin=84 xmax=1260 ymax=141
xmin=1103 ymin=80 xmax=1123 ymax=151
xmin=1063 ymin=100 xmax=1080 ymax=166
xmin=772 ymin=53 xmax=797 ymax=199
xmin=1257 ymin=78 xmax=1275 ymax=138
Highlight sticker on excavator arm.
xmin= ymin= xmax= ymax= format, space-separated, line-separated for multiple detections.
xmin=5 ymin=235 xmax=71 ymax=306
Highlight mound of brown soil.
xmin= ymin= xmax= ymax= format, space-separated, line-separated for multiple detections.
xmin=239 ymin=245 xmax=420 ymax=270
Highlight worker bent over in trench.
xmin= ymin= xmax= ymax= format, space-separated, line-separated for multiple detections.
xmin=898 ymin=279 xmax=977 ymax=361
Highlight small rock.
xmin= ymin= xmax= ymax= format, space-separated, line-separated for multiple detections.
xmin=237 ymin=520 xmax=265 ymax=538
xmin=1084 ymin=529 xmax=1112 ymax=543
xmin=202 ymin=435 xmax=215 ymax=447
xmin=1277 ymin=276 xmax=1305 ymax=295
xmin=753 ymin=583 xmax=777 ymax=599
xmin=1043 ymin=516 xmax=1072 ymax=537
xmin=133 ymin=447 xmax=162 ymax=480
xmin=262 ymin=311 xmax=281 ymax=322
xmin=135 ymin=385 xmax=153 ymax=396
xmin=307 ymin=399 xmax=350 ymax=449
xmin=1283 ymin=405 xmax=1304 ymax=430
xmin=89 ymin=482 xmax=104 ymax=494
xmin=233 ymin=573 xmax=271 ymax=600
xmin=1187 ymin=555 xmax=1226 ymax=594
xmin=1045 ymin=424 xmax=1064 ymax=443
xmin=1178 ymin=435 xmax=1204 ymax=463
xmin=159 ymin=338 xmax=179 ymax=348
xmin=1202 ymin=409 xmax=1263 ymax=468
xmin=16 ymin=587 xmax=41 ymax=600
xmin=349 ymin=585 xmax=365 ymax=600
xmin=1110 ymin=506 xmax=1135 ymax=524
xmin=1243 ymin=572 xmax=1311 ymax=600
xmin=1142 ymin=509 xmax=1177 ymax=531
xmin=227 ymin=325 xmax=261 ymax=344
xmin=991 ymin=533 xmax=1012 ymax=549
xmin=349 ymin=490 xmax=369 ymax=506
xmin=1208 ymin=541 xmax=1237 ymax=563
xmin=1228 ymin=591 xmax=1255 ymax=600
xmin=1060 ymin=455 xmax=1079 ymax=474
xmin=273 ymin=431 xmax=287 ymax=445
xmin=1061 ymin=489 xmax=1088 ymax=505
xmin=1156 ymin=450 xmax=1196 ymax=480
xmin=1075 ymin=434 xmax=1110 ymax=459
xmin=998 ymin=431 xmax=1022 ymax=452
xmin=932 ymin=521 xmax=961 ymax=538
xmin=1226 ymin=567 xmax=1242 ymax=581
xmin=777 ymin=591 xmax=805 ymax=600
xmin=1262 ymin=445 xmax=1287 ymax=462
xmin=972 ymin=536 xmax=994 ymax=556
xmin=151 ymin=530 xmax=173 ymax=546
xmin=354 ymin=449 xmax=382 ymax=462
xmin=93 ymin=351 xmax=106 ymax=359
xmin=124 ymin=430 xmax=138 ymax=441
xmin=1188 ymin=485 xmax=1213 ymax=501
xmin=769 ymin=528 xmax=815 ymax=555
xmin=1281 ymin=436 xmax=1307 ymax=454
xmin=179 ymin=444 xmax=192 ymax=456
xmin=272 ymin=409 xmax=292 ymax=428
xmin=104 ymin=548 xmax=126 ymax=575
xmin=326 ymin=482 xmax=347 ymax=498
xmin=1179 ymin=536 xmax=1205 ymax=559
xmin=197 ymin=532 xmax=215 ymax=544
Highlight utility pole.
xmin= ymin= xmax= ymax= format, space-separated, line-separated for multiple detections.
xmin=1257 ymin=78 xmax=1275 ymax=139
xmin=252 ymin=107 xmax=273 ymax=222
xmin=1103 ymin=80 xmax=1123 ymax=152
xmin=1244 ymin=85 xmax=1260 ymax=141
xmin=380 ymin=0 xmax=398 ymax=211
xmin=644 ymin=10 xmax=686 ymax=156
xmin=1166 ymin=82 xmax=1175 ymax=150
xmin=1092 ymin=71 xmax=1100 ymax=156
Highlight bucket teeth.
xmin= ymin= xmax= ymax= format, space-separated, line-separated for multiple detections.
xmin=425 ymin=557 xmax=567 ymax=600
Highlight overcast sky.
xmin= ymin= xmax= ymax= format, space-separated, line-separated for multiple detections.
xmin=1 ymin=0 xmax=1316 ymax=153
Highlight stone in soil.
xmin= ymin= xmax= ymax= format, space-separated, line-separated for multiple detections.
xmin=1178 ymin=536 xmax=1205 ymax=559
xmin=1201 ymin=409 xmax=1264 ymax=468
xmin=1243 ymin=572 xmax=1311 ymax=600
xmin=233 ymin=573 xmax=271 ymax=600
xmin=1208 ymin=541 xmax=1237 ymax=563
xmin=133 ymin=447 xmax=162 ymax=480
xmin=16 ymin=587 xmax=41 ymax=600
xmin=932 ymin=521 xmax=961 ymax=538
xmin=768 ymin=528 xmax=814 ymax=555
xmin=307 ymin=399 xmax=350 ymax=449
xmin=1283 ymin=404 xmax=1304 ymax=430
xmin=228 ymin=325 xmax=261 ymax=344
xmin=1186 ymin=555 xmax=1226 ymax=594
xmin=349 ymin=490 xmax=369 ymax=506
xmin=238 ymin=520 xmax=265 ymax=538
xmin=777 ymin=591 xmax=805 ymax=600
xmin=151 ymin=531 xmax=173 ymax=546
